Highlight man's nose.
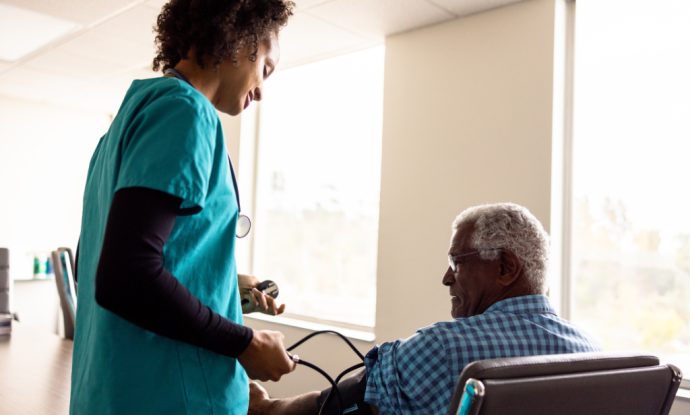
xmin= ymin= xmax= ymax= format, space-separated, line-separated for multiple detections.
xmin=442 ymin=267 xmax=455 ymax=286
xmin=253 ymin=85 xmax=263 ymax=101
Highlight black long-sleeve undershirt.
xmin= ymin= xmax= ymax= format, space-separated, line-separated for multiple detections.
xmin=95 ymin=187 xmax=253 ymax=358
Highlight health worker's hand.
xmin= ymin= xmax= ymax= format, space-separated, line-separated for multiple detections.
xmin=238 ymin=274 xmax=286 ymax=316
xmin=238 ymin=273 xmax=261 ymax=299
xmin=239 ymin=329 xmax=296 ymax=382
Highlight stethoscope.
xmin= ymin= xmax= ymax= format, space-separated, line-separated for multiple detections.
xmin=165 ymin=68 xmax=251 ymax=238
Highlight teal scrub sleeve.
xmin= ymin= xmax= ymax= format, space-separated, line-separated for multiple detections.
xmin=116 ymin=94 xmax=216 ymax=211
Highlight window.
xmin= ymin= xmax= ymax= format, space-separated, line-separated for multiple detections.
xmin=570 ymin=1 xmax=690 ymax=374
xmin=248 ymin=47 xmax=385 ymax=328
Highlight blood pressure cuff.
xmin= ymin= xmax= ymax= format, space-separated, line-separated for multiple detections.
xmin=316 ymin=368 xmax=374 ymax=415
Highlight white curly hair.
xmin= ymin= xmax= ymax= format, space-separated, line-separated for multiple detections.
xmin=452 ymin=203 xmax=549 ymax=294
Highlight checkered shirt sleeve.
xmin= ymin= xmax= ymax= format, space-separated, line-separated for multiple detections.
xmin=364 ymin=328 xmax=450 ymax=415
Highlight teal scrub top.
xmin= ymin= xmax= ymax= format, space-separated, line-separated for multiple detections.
xmin=70 ymin=77 xmax=248 ymax=415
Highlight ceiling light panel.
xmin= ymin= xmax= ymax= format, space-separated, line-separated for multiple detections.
xmin=0 ymin=0 xmax=138 ymax=26
xmin=0 ymin=3 xmax=81 ymax=62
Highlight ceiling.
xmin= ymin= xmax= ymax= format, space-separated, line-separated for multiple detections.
xmin=0 ymin=0 xmax=523 ymax=115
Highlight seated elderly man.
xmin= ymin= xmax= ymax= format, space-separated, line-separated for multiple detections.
xmin=249 ymin=203 xmax=603 ymax=415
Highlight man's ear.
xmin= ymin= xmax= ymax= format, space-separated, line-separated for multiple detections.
xmin=497 ymin=250 xmax=522 ymax=287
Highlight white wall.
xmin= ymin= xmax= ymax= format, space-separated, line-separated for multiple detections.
xmin=238 ymin=0 xmax=561 ymax=398
xmin=0 ymin=97 xmax=110 ymax=280
xmin=375 ymin=0 xmax=557 ymax=342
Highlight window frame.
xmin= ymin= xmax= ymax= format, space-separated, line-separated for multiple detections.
xmin=555 ymin=0 xmax=690 ymax=391
xmin=551 ymin=0 xmax=576 ymax=320
xmin=237 ymin=49 xmax=385 ymax=335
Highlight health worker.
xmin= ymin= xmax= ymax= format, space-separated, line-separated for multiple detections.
xmin=69 ymin=1 xmax=297 ymax=414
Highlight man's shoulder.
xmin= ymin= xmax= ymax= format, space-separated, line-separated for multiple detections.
xmin=410 ymin=316 xmax=492 ymax=347
xmin=419 ymin=298 xmax=602 ymax=352
xmin=421 ymin=309 xmax=511 ymax=333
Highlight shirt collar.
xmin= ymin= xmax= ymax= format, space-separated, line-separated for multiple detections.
xmin=483 ymin=295 xmax=556 ymax=316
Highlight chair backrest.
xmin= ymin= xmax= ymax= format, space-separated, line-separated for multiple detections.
xmin=51 ymin=250 xmax=76 ymax=340
xmin=448 ymin=351 xmax=682 ymax=415
xmin=0 ymin=248 xmax=9 ymax=315
xmin=57 ymin=247 xmax=77 ymax=297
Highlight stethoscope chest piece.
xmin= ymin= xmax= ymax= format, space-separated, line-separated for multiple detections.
xmin=236 ymin=214 xmax=251 ymax=238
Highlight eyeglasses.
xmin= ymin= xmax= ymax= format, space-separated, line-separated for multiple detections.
xmin=448 ymin=248 xmax=503 ymax=272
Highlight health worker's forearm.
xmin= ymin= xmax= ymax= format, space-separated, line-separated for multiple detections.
xmin=95 ymin=186 xmax=253 ymax=358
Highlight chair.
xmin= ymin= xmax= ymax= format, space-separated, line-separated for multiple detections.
xmin=52 ymin=248 xmax=77 ymax=340
xmin=448 ymin=351 xmax=682 ymax=415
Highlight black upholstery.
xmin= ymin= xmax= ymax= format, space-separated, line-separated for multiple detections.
xmin=447 ymin=351 xmax=682 ymax=415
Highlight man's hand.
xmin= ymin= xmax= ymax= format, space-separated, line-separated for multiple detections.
xmin=238 ymin=329 xmax=296 ymax=382
xmin=248 ymin=382 xmax=273 ymax=415
xmin=239 ymin=273 xmax=286 ymax=315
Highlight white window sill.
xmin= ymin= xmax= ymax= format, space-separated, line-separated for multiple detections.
xmin=244 ymin=313 xmax=376 ymax=342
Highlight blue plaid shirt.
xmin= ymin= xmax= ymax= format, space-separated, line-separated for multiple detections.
xmin=363 ymin=295 xmax=602 ymax=415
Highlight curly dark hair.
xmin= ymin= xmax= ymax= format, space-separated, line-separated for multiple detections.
xmin=152 ymin=0 xmax=294 ymax=72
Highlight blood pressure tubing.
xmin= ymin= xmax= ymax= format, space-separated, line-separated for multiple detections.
xmin=286 ymin=330 xmax=366 ymax=415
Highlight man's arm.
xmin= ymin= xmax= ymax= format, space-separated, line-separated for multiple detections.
xmin=248 ymin=383 xmax=320 ymax=415
xmin=248 ymin=381 xmax=379 ymax=415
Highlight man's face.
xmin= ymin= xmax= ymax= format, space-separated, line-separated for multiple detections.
xmin=442 ymin=221 xmax=501 ymax=319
